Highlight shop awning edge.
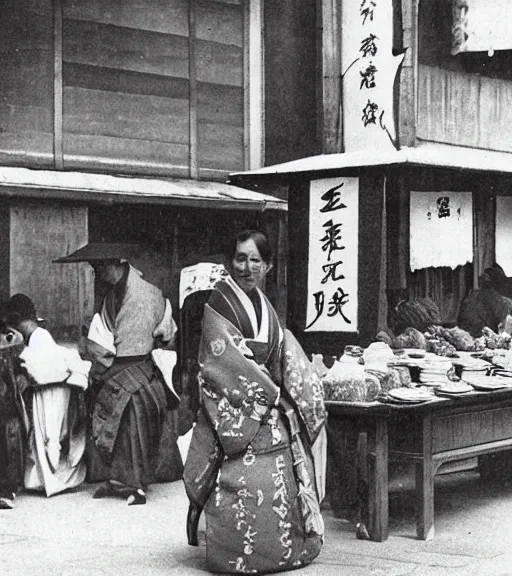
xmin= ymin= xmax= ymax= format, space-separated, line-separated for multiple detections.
xmin=0 ymin=166 xmax=287 ymax=212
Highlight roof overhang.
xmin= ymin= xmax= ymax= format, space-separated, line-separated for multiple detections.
xmin=0 ymin=166 xmax=287 ymax=212
xmin=229 ymin=142 xmax=512 ymax=184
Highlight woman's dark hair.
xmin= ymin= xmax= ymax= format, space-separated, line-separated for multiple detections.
xmin=5 ymin=293 xmax=37 ymax=325
xmin=230 ymin=230 xmax=272 ymax=264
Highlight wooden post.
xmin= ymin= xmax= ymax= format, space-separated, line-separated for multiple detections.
xmin=368 ymin=416 xmax=389 ymax=542
xmin=399 ymin=0 xmax=418 ymax=148
xmin=53 ymin=0 xmax=64 ymax=169
xmin=320 ymin=0 xmax=342 ymax=153
xmin=243 ymin=2 xmax=250 ymax=170
xmin=416 ymin=412 xmax=435 ymax=540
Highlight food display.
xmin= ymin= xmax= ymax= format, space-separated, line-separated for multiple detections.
xmin=320 ymin=314 xmax=512 ymax=404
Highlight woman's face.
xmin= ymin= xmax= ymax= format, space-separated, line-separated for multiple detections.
xmin=231 ymin=238 xmax=272 ymax=294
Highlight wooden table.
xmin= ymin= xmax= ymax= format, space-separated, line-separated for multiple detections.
xmin=326 ymin=387 xmax=512 ymax=541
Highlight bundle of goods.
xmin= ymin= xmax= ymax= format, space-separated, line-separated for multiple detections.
xmin=322 ymin=359 xmax=379 ymax=402
xmin=322 ymin=342 xmax=413 ymax=402
xmin=390 ymin=322 xmax=509 ymax=356
xmin=479 ymin=326 xmax=511 ymax=350
xmin=391 ymin=327 xmax=426 ymax=350
xmin=426 ymin=325 xmax=477 ymax=352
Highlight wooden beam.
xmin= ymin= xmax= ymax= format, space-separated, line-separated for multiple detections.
xmin=188 ymin=0 xmax=198 ymax=178
xmin=248 ymin=0 xmax=264 ymax=169
xmin=399 ymin=0 xmax=418 ymax=147
xmin=53 ymin=0 xmax=64 ymax=169
xmin=243 ymin=0 xmax=250 ymax=170
xmin=320 ymin=0 xmax=342 ymax=153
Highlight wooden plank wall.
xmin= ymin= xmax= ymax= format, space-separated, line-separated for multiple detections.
xmin=417 ymin=0 xmax=512 ymax=152
xmin=9 ymin=202 xmax=93 ymax=342
xmin=418 ymin=65 xmax=512 ymax=152
xmin=195 ymin=0 xmax=244 ymax=176
xmin=61 ymin=0 xmax=245 ymax=176
xmin=0 ymin=0 xmax=54 ymax=166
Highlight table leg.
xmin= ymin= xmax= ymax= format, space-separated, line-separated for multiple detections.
xmin=368 ymin=416 xmax=389 ymax=542
xmin=415 ymin=414 xmax=435 ymax=541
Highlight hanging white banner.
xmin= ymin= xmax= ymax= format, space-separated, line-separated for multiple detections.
xmin=496 ymin=196 xmax=512 ymax=276
xmin=410 ymin=192 xmax=473 ymax=271
xmin=342 ymin=0 xmax=404 ymax=152
xmin=452 ymin=0 xmax=512 ymax=55
xmin=305 ymin=177 xmax=358 ymax=332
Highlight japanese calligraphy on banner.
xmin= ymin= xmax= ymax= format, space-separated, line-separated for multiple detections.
xmin=305 ymin=177 xmax=358 ymax=332
xmin=495 ymin=197 xmax=512 ymax=276
xmin=452 ymin=0 xmax=512 ymax=55
xmin=410 ymin=192 xmax=473 ymax=272
xmin=341 ymin=0 xmax=404 ymax=152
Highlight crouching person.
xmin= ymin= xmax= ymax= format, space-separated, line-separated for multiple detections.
xmin=5 ymin=294 xmax=89 ymax=498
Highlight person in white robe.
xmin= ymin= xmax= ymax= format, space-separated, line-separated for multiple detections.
xmin=5 ymin=294 xmax=90 ymax=497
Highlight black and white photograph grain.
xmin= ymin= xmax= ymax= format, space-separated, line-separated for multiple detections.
xmin=1 ymin=1 xmax=512 ymax=575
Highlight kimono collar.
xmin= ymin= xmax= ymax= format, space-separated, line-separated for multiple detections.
xmin=224 ymin=276 xmax=269 ymax=342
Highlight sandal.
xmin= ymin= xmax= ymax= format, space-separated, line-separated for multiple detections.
xmin=127 ymin=489 xmax=146 ymax=506
xmin=0 ymin=497 xmax=14 ymax=510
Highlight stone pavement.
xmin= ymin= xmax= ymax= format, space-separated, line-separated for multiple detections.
xmin=1 ymin=469 xmax=512 ymax=576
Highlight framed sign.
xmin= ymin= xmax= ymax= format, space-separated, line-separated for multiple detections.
xmin=410 ymin=192 xmax=473 ymax=271
xmin=342 ymin=0 xmax=404 ymax=152
xmin=452 ymin=0 xmax=512 ymax=55
xmin=305 ymin=177 xmax=359 ymax=332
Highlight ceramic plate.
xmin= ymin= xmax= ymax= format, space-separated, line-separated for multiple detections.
xmin=436 ymin=382 xmax=473 ymax=395
xmin=387 ymin=387 xmax=433 ymax=403
xmin=463 ymin=374 xmax=512 ymax=390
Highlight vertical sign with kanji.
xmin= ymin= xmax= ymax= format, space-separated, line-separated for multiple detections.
xmin=305 ymin=177 xmax=359 ymax=332
xmin=342 ymin=0 xmax=404 ymax=152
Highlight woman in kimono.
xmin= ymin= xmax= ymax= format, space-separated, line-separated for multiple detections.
xmin=5 ymin=294 xmax=89 ymax=498
xmin=183 ymin=230 xmax=327 ymax=574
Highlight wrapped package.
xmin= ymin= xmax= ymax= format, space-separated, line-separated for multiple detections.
xmin=363 ymin=341 xmax=395 ymax=364
xmin=322 ymin=360 xmax=380 ymax=402
xmin=430 ymin=326 xmax=475 ymax=352
xmin=391 ymin=327 xmax=427 ymax=350
xmin=482 ymin=327 xmax=500 ymax=349
xmin=425 ymin=337 xmax=456 ymax=357
xmin=384 ymin=366 xmax=412 ymax=391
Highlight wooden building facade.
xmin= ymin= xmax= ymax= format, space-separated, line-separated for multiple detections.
xmin=230 ymin=0 xmax=512 ymax=356
xmin=0 ymin=0 xmax=323 ymax=340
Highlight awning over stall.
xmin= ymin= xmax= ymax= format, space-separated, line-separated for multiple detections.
xmin=0 ymin=166 xmax=287 ymax=212
xmin=229 ymin=142 xmax=512 ymax=183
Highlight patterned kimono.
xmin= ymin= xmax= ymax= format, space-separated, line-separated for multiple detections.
xmin=184 ymin=278 xmax=327 ymax=574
